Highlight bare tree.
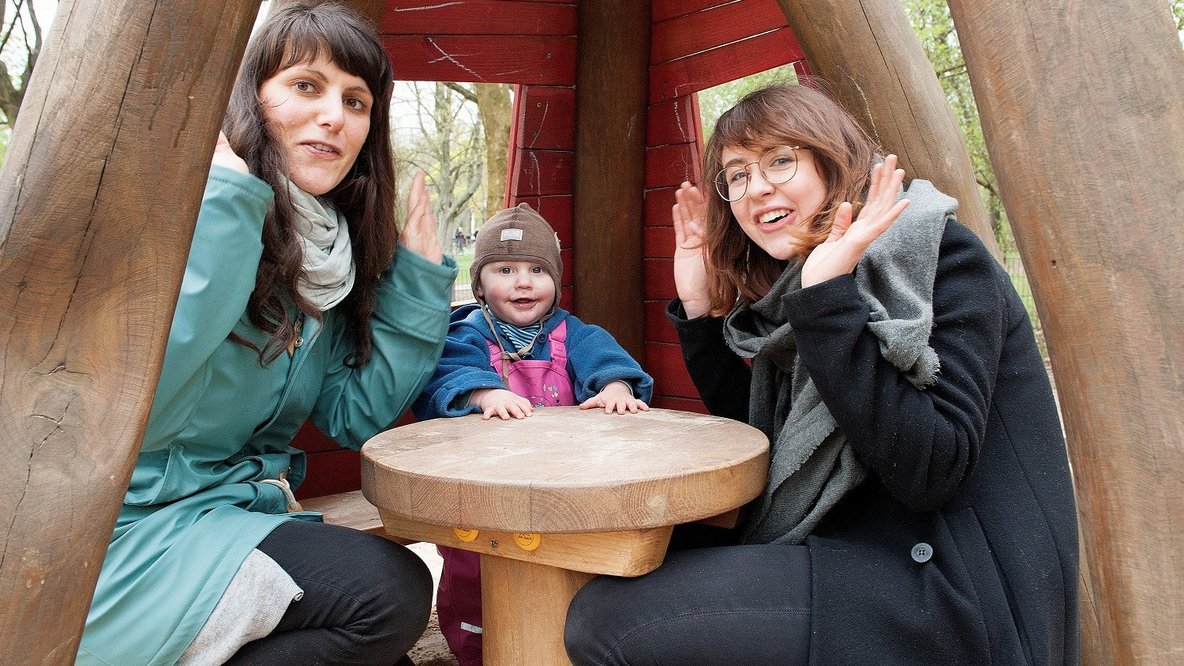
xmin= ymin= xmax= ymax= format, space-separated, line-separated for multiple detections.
xmin=394 ymin=81 xmax=484 ymax=248
xmin=0 ymin=0 xmax=47 ymax=128
xmin=443 ymin=81 xmax=512 ymax=219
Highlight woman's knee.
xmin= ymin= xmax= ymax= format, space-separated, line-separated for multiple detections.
xmin=347 ymin=536 xmax=434 ymax=652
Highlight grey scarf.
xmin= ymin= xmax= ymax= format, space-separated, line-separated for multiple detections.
xmin=284 ymin=177 xmax=356 ymax=311
xmin=724 ymin=180 xmax=956 ymax=544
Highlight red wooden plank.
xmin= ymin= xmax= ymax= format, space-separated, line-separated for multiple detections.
xmin=646 ymin=96 xmax=702 ymax=146
xmin=643 ymin=224 xmax=675 ymax=259
xmin=508 ymin=194 xmax=573 ymax=246
xmin=649 ymin=28 xmax=805 ymax=102
xmin=292 ymin=421 xmax=337 ymax=454
xmin=560 ymin=247 xmax=573 ymax=286
xmin=645 ymin=341 xmax=700 ymax=398
xmin=296 ymin=449 xmax=362 ymax=499
xmin=652 ymin=0 xmax=735 ymax=23
xmin=505 ymin=83 xmax=526 ymax=203
xmin=649 ymin=395 xmax=708 ymax=413
xmin=645 ymin=142 xmax=702 ymax=189
xmin=508 ymin=148 xmax=573 ymax=196
xmin=644 ymin=186 xmax=679 ymax=228
xmin=385 ymin=35 xmax=576 ymax=84
xmin=515 ymin=85 xmax=576 ymax=150
xmin=652 ymin=0 xmax=789 ymax=65
xmin=646 ymin=299 xmax=679 ymax=344
xmin=645 ymin=257 xmax=677 ymax=300
xmin=382 ymin=1 xmax=575 ymax=36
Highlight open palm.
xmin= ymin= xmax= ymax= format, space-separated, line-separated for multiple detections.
xmin=801 ymin=155 xmax=911 ymax=288
xmin=400 ymin=171 xmax=444 ymax=264
xmin=672 ymin=181 xmax=712 ymax=318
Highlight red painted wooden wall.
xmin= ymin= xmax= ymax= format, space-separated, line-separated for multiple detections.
xmin=296 ymin=0 xmax=809 ymax=498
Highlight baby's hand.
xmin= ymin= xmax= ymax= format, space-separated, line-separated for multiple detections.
xmin=579 ymin=381 xmax=649 ymax=415
xmin=470 ymin=388 xmax=533 ymax=420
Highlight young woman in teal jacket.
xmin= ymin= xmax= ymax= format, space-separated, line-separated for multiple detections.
xmin=78 ymin=4 xmax=456 ymax=664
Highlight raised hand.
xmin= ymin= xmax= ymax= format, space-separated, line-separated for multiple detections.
xmin=801 ymin=154 xmax=911 ymax=288
xmin=672 ymin=181 xmax=712 ymax=318
xmin=212 ymin=131 xmax=248 ymax=174
xmin=400 ymin=171 xmax=444 ymax=264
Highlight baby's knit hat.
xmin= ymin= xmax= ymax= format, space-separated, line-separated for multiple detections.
xmin=470 ymin=203 xmax=562 ymax=306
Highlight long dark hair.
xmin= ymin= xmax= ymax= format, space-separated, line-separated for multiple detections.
xmin=224 ymin=2 xmax=396 ymax=366
xmin=701 ymin=82 xmax=879 ymax=315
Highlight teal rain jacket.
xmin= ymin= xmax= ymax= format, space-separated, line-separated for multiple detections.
xmin=78 ymin=166 xmax=457 ymax=665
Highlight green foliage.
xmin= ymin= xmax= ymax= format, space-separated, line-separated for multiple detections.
xmin=698 ymin=65 xmax=796 ymax=142
xmin=901 ymin=0 xmax=1008 ymax=244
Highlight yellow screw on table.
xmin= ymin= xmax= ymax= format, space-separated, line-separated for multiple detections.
xmin=361 ymin=407 xmax=769 ymax=665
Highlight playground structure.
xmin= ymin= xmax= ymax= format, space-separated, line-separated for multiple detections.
xmin=0 ymin=0 xmax=1180 ymax=663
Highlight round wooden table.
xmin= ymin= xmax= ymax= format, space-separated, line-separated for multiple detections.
xmin=361 ymin=407 xmax=769 ymax=665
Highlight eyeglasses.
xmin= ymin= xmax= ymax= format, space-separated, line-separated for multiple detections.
xmin=713 ymin=146 xmax=802 ymax=202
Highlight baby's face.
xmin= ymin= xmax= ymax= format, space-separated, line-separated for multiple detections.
xmin=477 ymin=261 xmax=557 ymax=326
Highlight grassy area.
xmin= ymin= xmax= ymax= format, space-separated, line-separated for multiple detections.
xmin=1002 ymin=249 xmax=1048 ymax=360
xmin=447 ymin=250 xmax=475 ymax=304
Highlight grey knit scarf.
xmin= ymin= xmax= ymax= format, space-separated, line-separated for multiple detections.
xmin=284 ymin=177 xmax=356 ymax=311
xmin=724 ymin=180 xmax=956 ymax=544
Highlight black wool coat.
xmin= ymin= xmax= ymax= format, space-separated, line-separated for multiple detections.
xmin=670 ymin=220 xmax=1079 ymax=664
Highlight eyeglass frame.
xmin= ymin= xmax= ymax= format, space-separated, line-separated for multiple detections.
xmin=713 ymin=145 xmax=803 ymax=202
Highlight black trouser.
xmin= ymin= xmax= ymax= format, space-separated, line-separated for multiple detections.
xmin=564 ymin=540 xmax=812 ymax=665
xmin=226 ymin=520 xmax=432 ymax=665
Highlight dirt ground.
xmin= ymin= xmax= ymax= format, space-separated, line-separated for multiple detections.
xmin=408 ymin=609 xmax=460 ymax=666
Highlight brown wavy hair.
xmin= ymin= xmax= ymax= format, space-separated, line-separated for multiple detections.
xmin=701 ymin=82 xmax=879 ymax=315
xmin=223 ymin=2 xmax=396 ymax=366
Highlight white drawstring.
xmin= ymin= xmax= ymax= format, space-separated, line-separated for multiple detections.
xmin=259 ymin=474 xmax=304 ymax=513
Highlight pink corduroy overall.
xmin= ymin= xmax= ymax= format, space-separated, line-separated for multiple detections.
xmin=437 ymin=320 xmax=575 ymax=665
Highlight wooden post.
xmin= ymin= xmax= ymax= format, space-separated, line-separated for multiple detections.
xmin=270 ymin=0 xmax=384 ymax=26
xmin=774 ymin=0 xmax=1000 ymax=259
xmin=0 ymin=1 xmax=261 ymax=661
xmin=572 ymin=0 xmax=649 ymax=357
xmin=945 ymin=0 xmax=1184 ymax=662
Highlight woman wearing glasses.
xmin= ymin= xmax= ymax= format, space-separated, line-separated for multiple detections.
xmin=564 ymin=83 xmax=1079 ymax=664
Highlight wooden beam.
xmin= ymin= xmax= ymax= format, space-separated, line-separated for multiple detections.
xmin=571 ymin=0 xmax=649 ymax=357
xmin=774 ymin=0 xmax=1000 ymax=260
xmin=270 ymin=0 xmax=384 ymax=26
xmin=947 ymin=1 xmax=1184 ymax=662
xmin=0 ymin=1 xmax=262 ymax=660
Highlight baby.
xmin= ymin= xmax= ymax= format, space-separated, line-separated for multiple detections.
xmin=412 ymin=202 xmax=654 ymax=665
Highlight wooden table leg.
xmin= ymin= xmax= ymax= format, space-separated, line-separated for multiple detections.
xmin=481 ymin=555 xmax=595 ymax=665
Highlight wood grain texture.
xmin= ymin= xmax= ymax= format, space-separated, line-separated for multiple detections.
xmin=376 ymin=513 xmax=672 ymax=576
xmin=381 ymin=0 xmax=575 ymax=36
xmin=947 ymin=1 xmax=1184 ymax=662
xmin=481 ymin=557 xmax=593 ymax=665
xmin=361 ymin=408 xmax=768 ymax=533
xmin=651 ymin=0 xmax=790 ymax=65
xmin=302 ymin=490 xmax=413 ymax=544
xmin=383 ymin=34 xmax=576 ymax=84
xmin=774 ymin=0 xmax=999 ymax=260
xmin=571 ymin=0 xmax=650 ymax=358
xmin=649 ymin=27 xmax=804 ymax=103
xmin=0 ymin=0 xmax=262 ymax=660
